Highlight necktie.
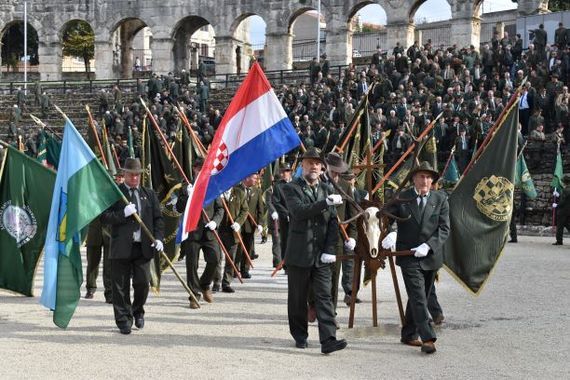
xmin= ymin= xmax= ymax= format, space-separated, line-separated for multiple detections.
xmin=130 ymin=188 xmax=142 ymax=242
xmin=418 ymin=195 xmax=426 ymax=215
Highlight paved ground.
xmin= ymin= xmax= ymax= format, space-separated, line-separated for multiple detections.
xmin=1 ymin=235 xmax=569 ymax=379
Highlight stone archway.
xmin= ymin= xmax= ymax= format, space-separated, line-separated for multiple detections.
xmin=1 ymin=21 xmax=39 ymax=75
xmin=288 ymin=6 xmax=324 ymax=62
xmin=347 ymin=1 xmax=388 ymax=58
xmin=227 ymin=13 xmax=266 ymax=74
xmin=171 ymin=16 xmax=213 ymax=75
xmin=109 ymin=18 xmax=149 ymax=78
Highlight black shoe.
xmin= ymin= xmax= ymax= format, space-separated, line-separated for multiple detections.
xmin=212 ymin=284 xmax=220 ymax=292
xmin=421 ymin=340 xmax=436 ymax=354
xmin=260 ymin=237 xmax=267 ymax=244
xmin=135 ymin=317 xmax=144 ymax=329
xmin=343 ymin=294 xmax=363 ymax=306
xmin=105 ymin=299 xmax=113 ymax=304
xmin=321 ymin=338 xmax=347 ymax=354
xmin=251 ymin=253 xmax=259 ymax=259
xmin=242 ymin=272 xmax=252 ymax=279
xmin=295 ymin=340 xmax=308 ymax=349
xmin=222 ymin=286 xmax=235 ymax=293
xmin=432 ymin=314 xmax=445 ymax=326
xmin=553 ymin=242 xmax=563 ymax=245
xmin=119 ymin=326 xmax=131 ymax=335
xmin=84 ymin=290 xmax=95 ymax=299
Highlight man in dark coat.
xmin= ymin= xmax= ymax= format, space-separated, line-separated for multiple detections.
xmin=382 ymin=161 xmax=450 ymax=354
xmin=553 ymin=175 xmax=570 ymax=245
xmin=176 ymin=159 xmax=225 ymax=309
xmin=282 ymin=147 xmax=347 ymax=354
xmin=101 ymin=158 xmax=164 ymax=335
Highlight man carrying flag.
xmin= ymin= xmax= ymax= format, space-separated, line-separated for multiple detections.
xmin=40 ymin=118 xmax=124 ymax=329
xmin=101 ymin=158 xmax=164 ymax=334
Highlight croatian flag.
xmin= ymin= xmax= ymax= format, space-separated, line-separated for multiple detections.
xmin=180 ymin=62 xmax=300 ymax=239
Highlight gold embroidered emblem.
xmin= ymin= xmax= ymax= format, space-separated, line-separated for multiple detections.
xmin=473 ymin=175 xmax=513 ymax=222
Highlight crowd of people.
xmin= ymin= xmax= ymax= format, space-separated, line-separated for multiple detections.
xmin=2 ymin=23 xmax=570 ymax=354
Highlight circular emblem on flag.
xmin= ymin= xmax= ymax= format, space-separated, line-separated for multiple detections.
xmin=473 ymin=175 xmax=514 ymax=222
xmin=211 ymin=142 xmax=229 ymax=175
xmin=0 ymin=201 xmax=38 ymax=248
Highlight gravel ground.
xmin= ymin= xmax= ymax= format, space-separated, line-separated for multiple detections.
xmin=1 ymin=235 xmax=569 ymax=379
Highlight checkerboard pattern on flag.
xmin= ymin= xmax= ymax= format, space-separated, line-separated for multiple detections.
xmin=180 ymin=62 xmax=300 ymax=240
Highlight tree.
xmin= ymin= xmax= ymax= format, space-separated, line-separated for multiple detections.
xmin=549 ymin=0 xmax=570 ymax=12
xmin=62 ymin=20 xmax=95 ymax=79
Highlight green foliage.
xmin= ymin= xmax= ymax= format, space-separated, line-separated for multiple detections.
xmin=549 ymin=0 xmax=570 ymax=12
xmin=62 ymin=20 xmax=95 ymax=75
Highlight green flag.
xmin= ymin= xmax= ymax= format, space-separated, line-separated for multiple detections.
xmin=387 ymin=157 xmax=413 ymax=189
xmin=101 ymin=123 xmax=117 ymax=175
xmin=37 ymin=129 xmax=48 ymax=166
xmin=419 ymin=134 xmax=438 ymax=170
xmin=40 ymin=119 xmax=123 ymax=328
xmin=142 ymin=119 xmax=182 ymax=290
xmin=551 ymin=147 xmax=563 ymax=193
xmin=442 ymin=155 xmax=460 ymax=187
xmin=335 ymin=97 xmax=370 ymax=166
xmin=172 ymin=125 xmax=194 ymax=181
xmin=443 ymin=100 xmax=519 ymax=295
xmin=0 ymin=146 xmax=56 ymax=296
xmin=515 ymin=154 xmax=537 ymax=199
xmin=37 ymin=130 xmax=61 ymax=169
xmin=127 ymin=126 xmax=135 ymax=159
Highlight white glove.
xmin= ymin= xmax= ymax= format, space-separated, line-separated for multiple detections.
xmin=381 ymin=232 xmax=397 ymax=250
xmin=554 ymin=189 xmax=560 ymax=197
xmin=152 ymin=240 xmax=164 ymax=252
xmin=320 ymin=253 xmax=337 ymax=264
xmin=344 ymin=238 xmax=356 ymax=251
xmin=271 ymin=211 xmax=279 ymax=221
xmin=326 ymin=194 xmax=343 ymax=206
xmin=412 ymin=243 xmax=430 ymax=258
xmin=186 ymin=183 xmax=194 ymax=196
xmin=256 ymin=224 xmax=263 ymax=234
xmin=231 ymin=222 xmax=241 ymax=232
xmin=205 ymin=221 xmax=217 ymax=230
xmin=553 ymin=203 xmax=558 ymax=208
xmin=123 ymin=203 xmax=137 ymax=217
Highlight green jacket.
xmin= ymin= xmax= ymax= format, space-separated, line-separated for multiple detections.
xmin=220 ymin=185 xmax=249 ymax=242
xmin=282 ymin=177 xmax=339 ymax=268
xmin=243 ymin=185 xmax=266 ymax=233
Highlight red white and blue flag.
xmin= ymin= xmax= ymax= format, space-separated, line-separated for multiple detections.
xmin=180 ymin=62 xmax=300 ymax=239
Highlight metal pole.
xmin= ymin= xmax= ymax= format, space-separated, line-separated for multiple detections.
xmin=316 ymin=0 xmax=321 ymax=63
xmin=24 ymin=1 xmax=27 ymax=94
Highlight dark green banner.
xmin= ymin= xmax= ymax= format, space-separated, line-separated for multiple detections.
xmin=142 ymin=120 xmax=182 ymax=290
xmin=443 ymin=100 xmax=519 ymax=294
xmin=0 ymin=146 xmax=56 ymax=296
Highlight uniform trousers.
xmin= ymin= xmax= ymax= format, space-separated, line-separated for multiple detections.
xmin=181 ymin=238 xmax=221 ymax=298
xmin=86 ymin=240 xmax=112 ymax=301
xmin=110 ymin=243 xmax=150 ymax=328
xmin=400 ymin=262 xmax=437 ymax=342
xmin=287 ymin=264 xmax=337 ymax=344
